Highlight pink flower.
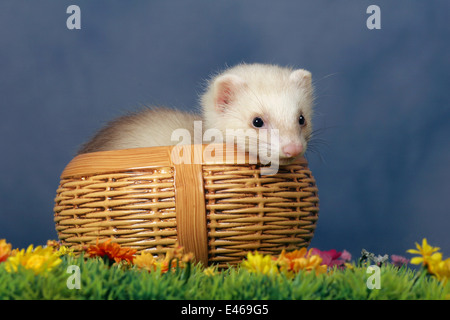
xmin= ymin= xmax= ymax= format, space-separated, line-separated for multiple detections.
xmin=311 ymin=248 xmax=351 ymax=268
xmin=340 ymin=250 xmax=352 ymax=262
xmin=391 ymin=255 xmax=409 ymax=268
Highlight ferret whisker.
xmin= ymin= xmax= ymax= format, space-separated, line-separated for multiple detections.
xmin=309 ymin=137 xmax=329 ymax=145
xmin=311 ymin=73 xmax=339 ymax=86
xmin=305 ymin=150 xmax=327 ymax=165
xmin=245 ymin=86 xmax=267 ymax=114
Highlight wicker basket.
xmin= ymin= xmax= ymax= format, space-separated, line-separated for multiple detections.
xmin=54 ymin=144 xmax=319 ymax=267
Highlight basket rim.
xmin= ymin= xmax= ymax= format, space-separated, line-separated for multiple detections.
xmin=61 ymin=144 xmax=308 ymax=178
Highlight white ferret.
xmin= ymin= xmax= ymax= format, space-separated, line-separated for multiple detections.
xmin=78 ymin=63 xmax=314 ymax=165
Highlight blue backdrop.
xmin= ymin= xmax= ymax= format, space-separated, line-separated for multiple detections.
xmin=1 ymin=0 xmax=449 ymax=261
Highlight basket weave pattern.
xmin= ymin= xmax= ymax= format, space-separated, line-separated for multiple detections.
xmin=54 ymin=168 xmax=178 ymax=259
xmin=54 ymin=145 xmax=319 ymax=266
xmin=204 ymin=164 xmax=318 ymax=266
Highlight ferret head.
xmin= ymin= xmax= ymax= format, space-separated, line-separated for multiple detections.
xmin=201 ymin=63 xmax=314 ymax=165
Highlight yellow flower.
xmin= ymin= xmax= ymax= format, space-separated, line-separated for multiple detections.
xmin=45 ymin=240 xmax=75 ymax=257
xmin=0 ymin=239 xmax=12 ymax=263
xmin=407 ymin=239 xmax=449 ymax=284
xmin=133 ymin=252 xmax=159 ymax=272
xmin=5 ymin=245 xmax=62 ymax=275
xmin=56 ymin=246 xmax=75 ymax=257
xmin=427 ymin=253 xmax=450 ymax=284
xmin=203 ymin=266 xmax=217 ymax=277
xmin=344 ymin=262 xmax=355 ymax=270
xmin=407 ymin=238 xmax=440 ymax=266
xmin=241 ymin=251 xmax=279 ymax=276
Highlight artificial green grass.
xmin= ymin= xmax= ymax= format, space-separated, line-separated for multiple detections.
xmin=0 ymin=255 xmax=448 ymax=300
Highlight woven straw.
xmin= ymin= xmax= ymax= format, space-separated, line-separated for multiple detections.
xmin=54 ymin=144 xmax=319 ymax=267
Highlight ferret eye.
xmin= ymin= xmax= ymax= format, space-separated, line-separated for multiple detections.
xmin=252 ymin=117 xmax=264 ymax=128
xmin=299 ymin=115 xmax=306 ymax=126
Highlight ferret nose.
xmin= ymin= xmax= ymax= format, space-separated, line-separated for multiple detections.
xmin=282 ymin=143 xmax=303 ymax=158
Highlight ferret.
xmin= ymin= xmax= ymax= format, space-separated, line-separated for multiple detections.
xmin=78 ymin=63 xmax=314 ymax=165
xmin=78 ymin=107 xmax=201 ymax=154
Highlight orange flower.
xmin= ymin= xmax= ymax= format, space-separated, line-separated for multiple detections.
xmin=278 ymin=248 xmax=327 ymax=276
xmin=86 ymin=239 xmax=137 ymax=264
xmin=46 ymin=240 xmax=61 ymax=250
xmin=160 ymin=244 xmax=194 ymax=273
xmin=290 ymin=254 xmax=327 ymax=275
xmin=0 ymin=239 xmax=12 ymax=263
xmin=133 ymin=244 xmax=194 ymax=273
xmin=166 ymin=243 xmax=194 ymax=263
xmin=280 ymin=247 xmax=309 ymax=262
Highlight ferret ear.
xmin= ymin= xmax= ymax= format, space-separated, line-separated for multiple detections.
xmin=290 ymin=69 xmax=312 ymax=88
xmin=213 ymin=74 xmax=246 ymax=112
